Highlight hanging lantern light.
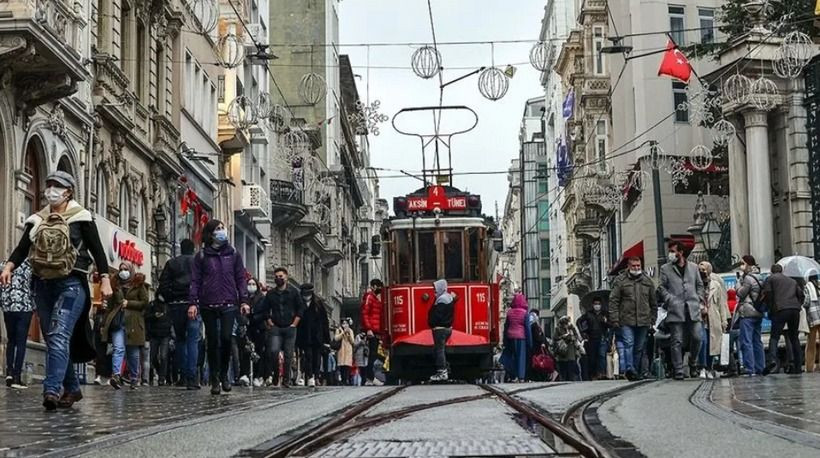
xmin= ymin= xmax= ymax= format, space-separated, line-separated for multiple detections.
xmin=749 ymin=77 xmax=779 ymax=111
xmin=269 ymin=104 xmax=289 ymax=132
xmin=529 ymin=41 xmax=551 ymax=72
xmin=711 ymin=119 xmax=736 ymax=146
xmin=411 ymin=45 xmax=442 ymax=79
xmin=255 ymin=92 xmax=275 ymax=119
xmin=773 ymin=47 xmax=801 ymax=79
xmin=226 ymin=95 xmax=258 ymax=130
xmin=690 ymin=145 xmax=713 ymax=171
xmin=723 ymin=73 xmax=752 ymax=105
xmin=215 ymin=33 xmax=245 ymax=68
xmin=282 ymin=129 xmax=310 ymax=159
xmin=298 ymin=73 xmax=327 ymax=105
xmin=782 ymin=31 xmax=814 ymax=67
xmin=478 ymin=67 xmax=509 ymax=101
xmin=188 ymin=0 xmax=219 ymax=34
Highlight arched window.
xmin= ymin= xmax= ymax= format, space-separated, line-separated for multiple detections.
xmin=95 ymin=169 xmax=108 ymax=215
xmin=23 ymin=138 xmax=45 ymax=215
xmin=119 ymin=179 xmax=131 ymax=227
xmin=57 ymin=155 xmax=72 ymax=174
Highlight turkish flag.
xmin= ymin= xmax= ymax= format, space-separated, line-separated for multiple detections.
xmin=657 ymin=40 xmax=692 ymax=83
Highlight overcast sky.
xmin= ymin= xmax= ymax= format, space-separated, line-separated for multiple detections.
xmin=339 ymin=0 xmax=546 ymax=216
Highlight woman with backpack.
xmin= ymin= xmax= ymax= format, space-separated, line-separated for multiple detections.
xmin=104 ymin=262 xmax=149 ymax=389
xmin=0 ymin=171 xmax=112 ymax=410
xmin=735 ymin=255 xmax=765 ymax=376
xmin=188 ymin=220 xmax=250 ymax=395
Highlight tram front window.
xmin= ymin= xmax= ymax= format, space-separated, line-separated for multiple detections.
xmin=418 ymin=231 xmax=437 ymax=280
xmin=443 ymin=231 xmax=463 ymax=280
xmin=396 ymin=230 xmax=412 ymax=283
xmin=467 ymin=228 xmax=481 ymax=281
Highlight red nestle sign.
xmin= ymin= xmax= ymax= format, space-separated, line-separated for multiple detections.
xmin=112 ymin=231 xmax=145 ymax=267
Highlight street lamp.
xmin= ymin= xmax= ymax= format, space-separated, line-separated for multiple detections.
xmin=701 ymin=214 xmax=722 ymax=251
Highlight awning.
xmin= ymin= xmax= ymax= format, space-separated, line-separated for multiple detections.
xmin=608 ymin=241 xmax=644 ymax=276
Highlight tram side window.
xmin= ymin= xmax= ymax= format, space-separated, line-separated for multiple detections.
xmin=443 ymin=231 xmax=463 ymax=280
xmin=417 ymin=231 xmax=437 ymax=281
xmin=467 ymin=228 xmax=481 ymax=281
xmin=396 ymin=230 xmax=412 ymax=283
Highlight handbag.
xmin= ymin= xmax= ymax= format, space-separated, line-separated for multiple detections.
xmin=531 ymin=346 xmax=555 ymax=374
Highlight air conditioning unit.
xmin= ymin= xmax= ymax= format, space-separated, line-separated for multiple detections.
xmin=241 ymin=184 xmax=271 ymax=221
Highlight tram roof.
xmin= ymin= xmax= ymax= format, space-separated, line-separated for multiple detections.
xmin=386 ymin=217 xmax=488 ymax=230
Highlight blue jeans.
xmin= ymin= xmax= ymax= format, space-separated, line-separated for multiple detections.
xmin=3 ymin=311 xmax=33 ymax=379
xmin=616 ymin=336 xmax=626 ymax=373
xmin=110 ymin=328 xmax=141 ymax=382
xmin=739 ymin=317 xmax=765 ymax=375
xmin=34 ymin=277 xmax=86 ymax=396
xmin=170 ymin=303 xmax=201 ymax=380
xmin=698 ymin=323 xmax=709 ymax=368
xmin=618 ymin=326 xmax=648 ymax=373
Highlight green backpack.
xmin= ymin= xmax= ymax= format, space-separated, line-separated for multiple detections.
xmin=29 ymin=207 xmax=82 ymax=279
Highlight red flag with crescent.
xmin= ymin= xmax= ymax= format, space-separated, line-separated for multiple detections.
xmin=657 ymin=40 xmax=692 ymax=83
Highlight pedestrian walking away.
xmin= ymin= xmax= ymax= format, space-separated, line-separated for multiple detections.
xmin=1 ymin=260 xmax=34 ymax=389
xmin=698 ymin=261 xmax=730 ymax=379
xmin=158 ymin=238 xmax=201 ymax=390
xmin=803 ymin=273 xmax=820 ymax=372
xmin=189 ymin=220 xmax=250 ymax=395
xmin=296 ymin=283 xmax=330 ymax=388
xmin=261 ymin=267 xmax=305 ymax=387
xmin=609 ymin=257 xmax=656 ymax=381
xmin=0 ymin=170 xmax=111 ymax=410
xmin=360 ymin=279 xmax=384 ymax=385
xmin=501 ymin=293 xmax=529 ymax=382
xmin=762 ymin=263 xmax=805 ymax=375
xmin=428 ymin=279 xmax=455 ymax=382
xmin=735 ymin=255 xmax=766 ymax=376
xmin=657 ymin=241 xmax=704 ymax=380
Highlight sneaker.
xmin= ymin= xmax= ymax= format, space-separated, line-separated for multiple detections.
xmin=625 ymin=370 xmax=637 ymax=382
xmin=5 ymin=376 xmax=12 ymax=387
xmin=429 ymin=370 xmax=449 ymax=382
xmin=239 ymin=375 xmax=250 ymax=387
xmin=109 ymin=375 xmax=122 ymax=390
xmin=763 ymin=362 xmax=776 ymax=376
xmin=253 ymin=377 xmax=263 ymax=387
xmin=57 ymin=391 xmax=83 ymax=408
xmin=296 ymin=378 xmax=305 ymax=387
xmin=221 ymin=379 xmax=232 ymax=392
xmin=93 ymin=376 xmax=102 ymax=386
xmin=698 ymin=369 xmax=707 ymax=379
xmin=265 ymin=377 xmax=274 ymax=387
xmin=372 ymin=379 xmax=384 ymax=386
xmin=307 ymin=377 xmax=316 ymax=387
xmin=706 ymin=370 xmax=715 ymax=380
xmin=674 ymin=373 xmax=685 ymax=381
xmin=43 ymin=393 xmax=59 ymax=411
xmin=129 ymin=380 xmax=139 ymax=390
xmin=11 ymin=377 xmax=27 ymax=389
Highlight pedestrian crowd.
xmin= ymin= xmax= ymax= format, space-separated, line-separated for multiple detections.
xmin=495 ymin=241 xmax=820 ymax=383
xmin=0 ymin=170 xmax=386 ymax=410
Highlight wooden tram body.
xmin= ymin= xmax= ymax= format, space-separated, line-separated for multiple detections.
xmin=380 ymin=185 xmax=501 ymax=381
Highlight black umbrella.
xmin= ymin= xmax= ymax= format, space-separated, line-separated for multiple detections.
xmin=580 ymin=289 xmax=610 ymax=312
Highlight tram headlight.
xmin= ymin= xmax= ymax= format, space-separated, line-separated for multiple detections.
xmin=433 ymin=207 xmax=442 ymax=225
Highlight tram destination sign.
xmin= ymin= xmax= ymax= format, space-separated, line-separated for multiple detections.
xmin=406 ymin=195 xmax=467 ymax=211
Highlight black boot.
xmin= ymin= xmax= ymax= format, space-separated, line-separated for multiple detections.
xmin=221 ymin=377 xmax=232 ymax=393
xmin=186 ymin=376 xmax=201 ymax=390
xmin=210 ymin=377 xmax=221 ymax=395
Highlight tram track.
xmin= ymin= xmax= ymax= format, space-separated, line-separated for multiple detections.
xmin=238 ymin=381 xmax=648 ymax=458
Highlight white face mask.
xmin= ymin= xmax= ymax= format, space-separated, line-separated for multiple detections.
xmin=667 ymin=252 xmax=678 ymax=264
xmin=593 ymin=304 xmax=602 ymax=312
xmin=247 ymin=284 xmax=258 ymax=294
xmin=118 ymin=270 xmax=131 ymax=281
xmin=629 ymin=268 xmax=642 ymax=276
xmin=45 ymin=186 xmax=69 ymax=206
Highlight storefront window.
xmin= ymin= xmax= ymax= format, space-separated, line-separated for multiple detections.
xmin=417 ymin=231 xmax=437 ymax=281
xmin=443 ymin=231 xmax=463 ymax=280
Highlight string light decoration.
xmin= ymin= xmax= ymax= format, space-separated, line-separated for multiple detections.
xmin=282 ymin=129 xmax=310 ymax=160
xmin=226 ymin=96 xmax=258 ymax=130
xmin=215 ymin=33 xmax=245 ymax=69
xmin=529 ymin=41 xmax=551 ymax=72
xmin=690 ymin=144 xmax=713 ymax=171
xmin=187 ymin=0 xmax=219 ymax=34
xmin=711 ymin=119 xmax=736 ymax=146
xmin=298 ymin=73 xmax=327 ymax=105
xmin=664 ymin=157 xmax=694 ymax=187
xmin=255 ymin=92 xmax=275 ymax=120
xmin=411 ymin=45 xmax=442 ymax=79
xmin=478 ymin=67 xmax=509 ymax=101
xmin=347 ymin=100 xmax=390 ymax=136
xmin=679 ymin=83 xmax=720 ymax=124
xmin=773 ymin=31 xmax=814 ymax=79
xmin=749 ymin=77 xmax=779 ymax=111
xmin=723 ymin=73 xmax=753 ymax=105
xmin=629 ymin=170 xmax=650 ymax=192
xmin=268 ymin=104 xmax=289 ymax=132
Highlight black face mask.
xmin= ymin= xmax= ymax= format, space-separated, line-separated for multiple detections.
xmin=275 ymin=278 xmax=285 ymax=287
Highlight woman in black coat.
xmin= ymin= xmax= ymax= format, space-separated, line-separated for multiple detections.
xmin=297 ymin=283 xmax=330 ymax=387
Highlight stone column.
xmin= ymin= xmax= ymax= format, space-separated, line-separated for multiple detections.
xmin=728 ymin=116 xmax=749 ymax=260
xmin=743 ymin=110 xmax=775 ymax=269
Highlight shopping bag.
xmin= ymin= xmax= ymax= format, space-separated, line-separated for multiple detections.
xmin=720 ymin=333 xmax=731 ymax=366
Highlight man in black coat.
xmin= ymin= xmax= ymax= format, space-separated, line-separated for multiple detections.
xmin=262 ymin=267 xmax=305 ymax=387
xmin=297 ymin=284 xmax=330 ymax=387
xmin=762 ymin=263 xmax=806 ymax=374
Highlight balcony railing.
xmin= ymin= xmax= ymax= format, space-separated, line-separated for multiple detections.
xmin=270 ymin=179 xmax=307 ymax=227
xmin=241 ymin=184 xmax=271 ymax=222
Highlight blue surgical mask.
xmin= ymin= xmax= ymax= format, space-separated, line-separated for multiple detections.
xmin=214 ymin=229 xmax=228 ymax=244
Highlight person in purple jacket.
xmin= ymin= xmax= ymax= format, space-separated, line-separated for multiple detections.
xmin=188 ymin=220 xmax=250 ymax=395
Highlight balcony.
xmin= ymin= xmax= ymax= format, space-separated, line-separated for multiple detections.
xmin=270 ymin=179 xmax=307 ymax=227
xmin=0 ymin=0 xmax=91 ymax=110
xmin=321 ymin=235 xmax=345 ymax=268
xmin=242 ymin=184 xmax=271 ymax=222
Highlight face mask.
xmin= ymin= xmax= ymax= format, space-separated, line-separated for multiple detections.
xmin=303 ymin=294 xmax=313 ymax=302
xmin=274 ymin=278 xmax=285 ymax=287
xmin=247 ymin=284 xmax=258 ymax=294
xmin=45 ymin=186 xmax=69 ymax=206
xmin=667 ymin=252 xmax=678 ymax=264
xmin=118 ymin=270 xmax=131 ymax=281
xmin=213 ymin=229 xmax=228 ymax=244
xmin=593 ymin=304 xmax=602 ymax=312
xmin=342 ymin=323 xmax=349 ymax=329
xmin=629 ymin=269 xmax=642 ymax=277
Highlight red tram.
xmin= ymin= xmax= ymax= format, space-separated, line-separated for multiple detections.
xmin=380 ymin=184 xmax=501 ymax=381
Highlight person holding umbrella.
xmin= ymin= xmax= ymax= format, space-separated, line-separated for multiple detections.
xmin=762 ymin=263 xmax=805 ymax=375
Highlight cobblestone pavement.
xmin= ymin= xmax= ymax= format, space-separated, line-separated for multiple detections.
xmin=0 ymin=384 xmax=332 ymax=456
xmin=711 ymin=373 xmax=820 ymax=436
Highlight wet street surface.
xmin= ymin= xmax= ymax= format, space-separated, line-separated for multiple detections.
xmin=0 ymin=376 xmax=819 ymax=457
